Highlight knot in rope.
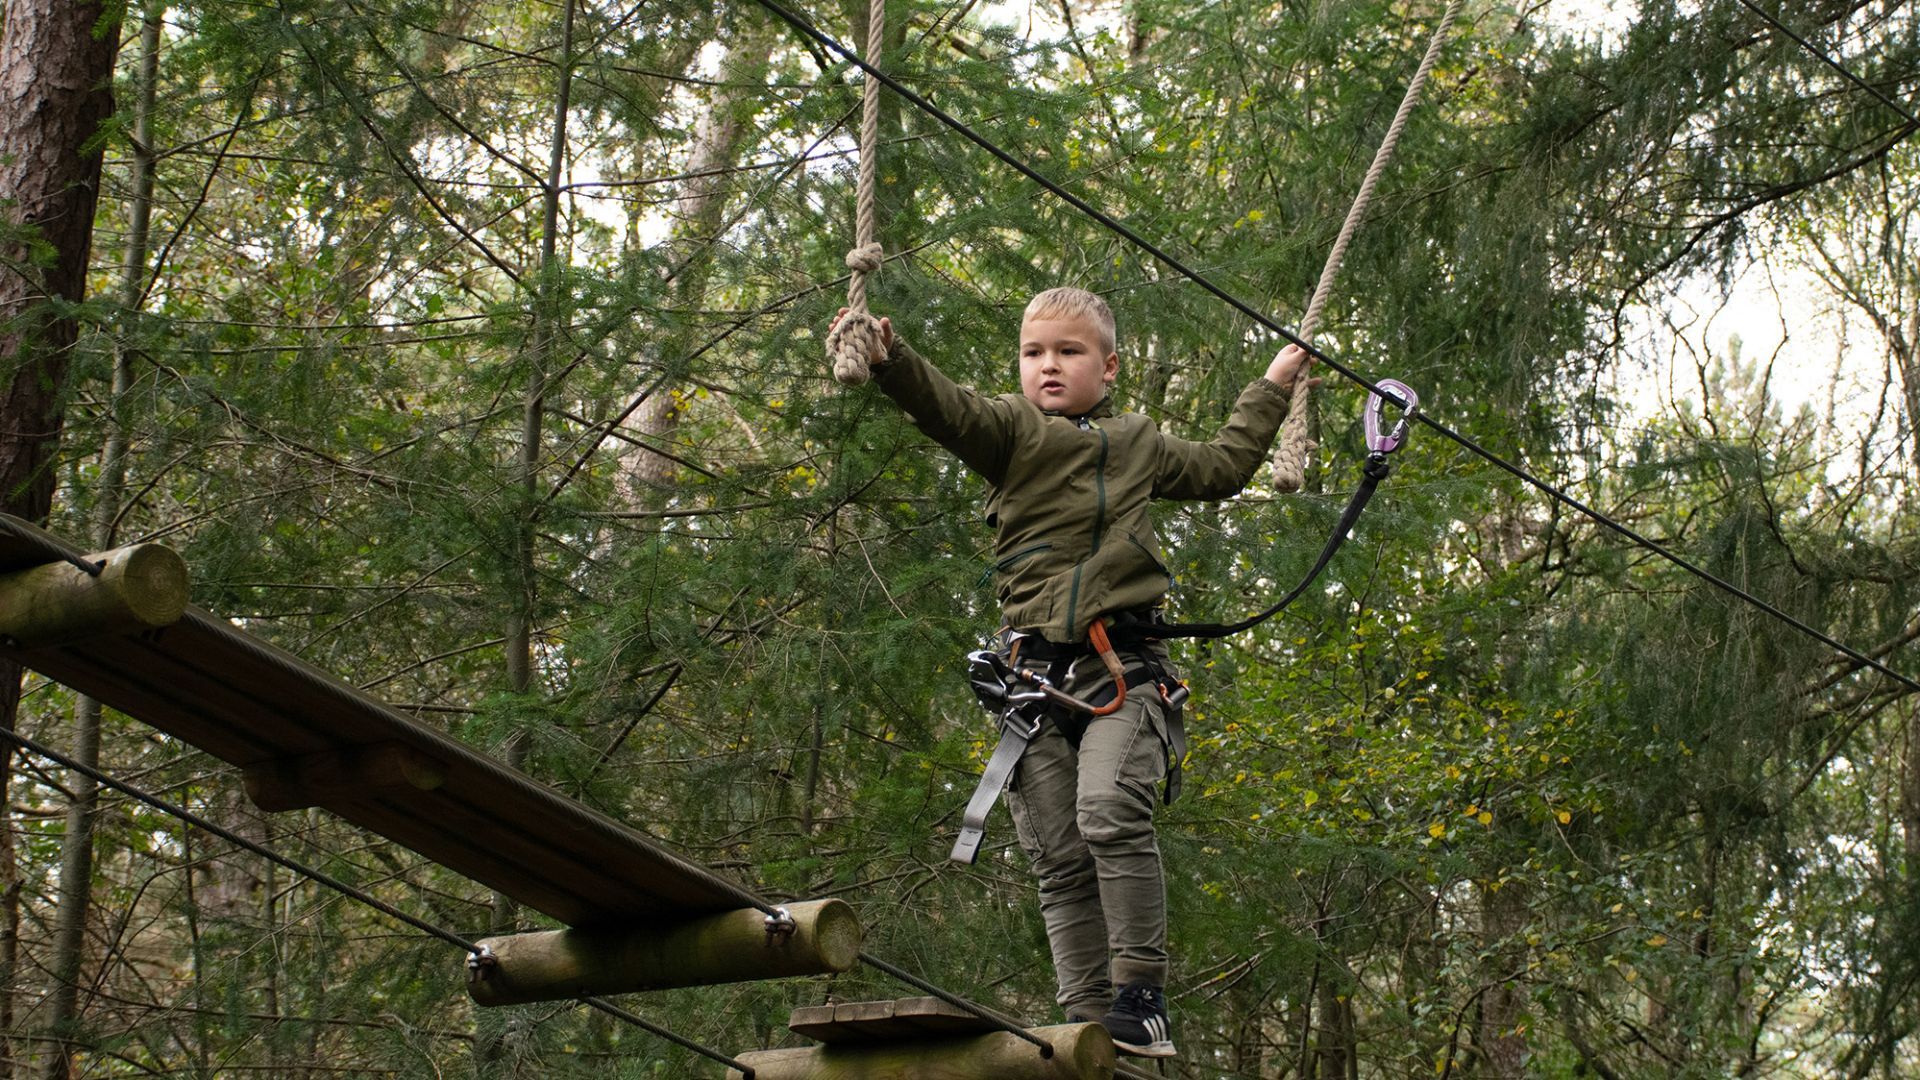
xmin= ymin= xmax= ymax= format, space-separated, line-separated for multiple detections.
xmin=844 ymin=242 xmax=884 ymax=274
xmin=827 ymin=309 xmax=886 ymax=386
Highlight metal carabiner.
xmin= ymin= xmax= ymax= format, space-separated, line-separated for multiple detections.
xmin=1364 ymin=378 xmax=1420 ymax=456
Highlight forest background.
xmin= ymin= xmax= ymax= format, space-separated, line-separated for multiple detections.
xmin=1 ymin=0 xmax=1917 ymax=1076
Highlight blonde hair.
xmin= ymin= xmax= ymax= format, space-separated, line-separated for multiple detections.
xmin=1022 ymin=287 xmax=1116 ymax=357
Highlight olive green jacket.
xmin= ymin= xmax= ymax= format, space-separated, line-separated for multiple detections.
xmin=871 ymin=339 xmax=1293 ymax=642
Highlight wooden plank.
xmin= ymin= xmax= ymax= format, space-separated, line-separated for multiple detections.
xmin=728 ymin=1023 xmax=1114 ymax=1080
xmin=790 ymin=998 xmax=1002 ymax=1044
xmin=0 ymin=516 xmax=773 ymax=929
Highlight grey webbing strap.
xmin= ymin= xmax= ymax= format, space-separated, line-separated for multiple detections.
xmin=950 ymin=713 xmax=1041 ymax=864
xmin=1162 ymin=697 xmax=1187 ymax=806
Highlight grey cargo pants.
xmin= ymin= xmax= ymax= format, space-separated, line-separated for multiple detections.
xmin=1005 ymin=647 xmax=1174 ymax=1018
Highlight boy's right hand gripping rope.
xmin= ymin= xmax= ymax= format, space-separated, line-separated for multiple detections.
xmin=828 ymin=244 xmax=885 ymax=385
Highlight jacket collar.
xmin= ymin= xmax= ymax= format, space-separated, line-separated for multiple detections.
xmin=1044 ymin=394 xmax=1115 ymax=422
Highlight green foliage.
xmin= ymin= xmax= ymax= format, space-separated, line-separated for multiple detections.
xmin=5 ymin=0 xmax=1917 ymax=1076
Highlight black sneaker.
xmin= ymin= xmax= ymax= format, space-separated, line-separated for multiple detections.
xmin=1101 ymin=982 xmax=1175 ymax=1058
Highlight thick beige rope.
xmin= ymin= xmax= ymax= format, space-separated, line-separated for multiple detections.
xmin=1271 ymin=0 xmax=1465 ymax=490
xmin=827 ymin=0 xmax=888 ymax=385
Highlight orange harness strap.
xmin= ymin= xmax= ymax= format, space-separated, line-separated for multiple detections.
xmin=1086 ymin=620 xmax=1128 ymax=716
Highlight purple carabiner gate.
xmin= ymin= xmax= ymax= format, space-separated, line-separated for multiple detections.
xmin=1364 ymin=379 xmax=1419 ymax=455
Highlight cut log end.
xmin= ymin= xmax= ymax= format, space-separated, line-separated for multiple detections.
xmin=0 ymin=542 xmax=190 ymax=647
xmin=116 ymin=543 xmax=191 ymax=628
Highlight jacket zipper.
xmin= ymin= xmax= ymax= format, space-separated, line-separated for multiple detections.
xmin=1064 ymin=423 xmax=1110 ymax=634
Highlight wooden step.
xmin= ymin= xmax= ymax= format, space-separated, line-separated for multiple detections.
xmin=726 ymin=998 xmax=1115 ymax=1079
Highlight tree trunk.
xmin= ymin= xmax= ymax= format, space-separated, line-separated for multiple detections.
xmin=0 ymin=0 xmax=118 ymax=516
xmin=0 ymin=4 xmax=121 ymax=1075
xmin=622 ymin=21 xmax=776 ymax=495
xmin=1313 ymin=972 xmax=1357 ymax=1080
xmin=35 ymin=7 xmax=156 ymax=1074
xmin=1477 ymin=881 xmax=1530 ymax=1078
xmin=1904 ymin=701 xmax=1920 ymax=878
xmin=479 ymin=3 xmax=574 ymax=1074
xmin=1899 ymin=305 xmax=1920 ymax=476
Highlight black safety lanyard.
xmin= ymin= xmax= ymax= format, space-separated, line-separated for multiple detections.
xmin=1122 ymin=377 xmax=1420 ymax=644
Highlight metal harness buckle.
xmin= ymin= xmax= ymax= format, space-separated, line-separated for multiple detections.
xmin=967 ymin=649 xmax=1051 ymax=735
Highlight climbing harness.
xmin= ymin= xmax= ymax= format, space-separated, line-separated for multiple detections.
xmin=949 ymin=381 xmax=1418 ymax=864
xmin=950 ymin=633 xmax=1190 ymax=864
xmin=824 ymin=0 xmax=888 ymax=385
xmin=1271 ymin=0 xmax=1463 ymax=491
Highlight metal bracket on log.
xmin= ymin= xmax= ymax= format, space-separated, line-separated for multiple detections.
xmin=244 ymin=742 xmax=449 ymax=813
xmin=0 ymin=543 xmax=188 ymax=648
xmin=465 ymin=898 xmax=863 ymax=1006
xmin=728 ymin=999 xmax=1114 ymax=1079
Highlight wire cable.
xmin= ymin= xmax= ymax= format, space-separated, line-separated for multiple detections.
xmin=0 ymin=729 xmax=758 ymax=1077
xmin=855 ymin=951 xmax=1055 ymax=1057
xmin=0 ymin=518 xmax=105 ymax=577
xmin=747 ymin=0 xmax=1920 ymax=697
xmin=1734 ymin=0 xmax=1920 ymax=127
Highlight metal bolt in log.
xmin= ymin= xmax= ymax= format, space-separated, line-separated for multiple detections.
xmin=0 ymin=543 xmax=188 ymax=648
xmin=726 ymin=1022 xmax=1115 ymax=1080
xmin=465 ymin=898 xmax=862 ymax=1006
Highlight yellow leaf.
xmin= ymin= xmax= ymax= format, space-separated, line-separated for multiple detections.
xmin=1647 ymin=934 xmax=1668 ymax=947
xmin=1428 ymin=821 xmax=1447 ymax=839
xmin=1247 ymin=209 xmax=1265 ymax=222
xmin=1557 ymin=810 xmax=1572 ymax=825
xmin=1303 ymin=790 xmax=1319 ymax=808
xmin=1478 ymin=811 xmax=1493 ymax=826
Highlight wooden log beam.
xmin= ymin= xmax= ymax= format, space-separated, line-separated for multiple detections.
xmin=466 ymin=898 xmax=862 ymax=1005
xmin=726 ymin=1022 xmax=1114 ymax=1080
xmin=243 ymin=743 xmax=449 ymax=813
xmin=0 ymin=543 xmax=187 ymax=647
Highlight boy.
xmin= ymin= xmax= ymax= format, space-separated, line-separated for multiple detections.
xmin=834 ymin=288 xmax=1314 ymax=1057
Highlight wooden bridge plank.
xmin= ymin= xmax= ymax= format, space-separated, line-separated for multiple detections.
xmin=0 ymin=516 xmax=759 ymax=929
xmin=789 ymin=998 xmax=1002 ymax=1044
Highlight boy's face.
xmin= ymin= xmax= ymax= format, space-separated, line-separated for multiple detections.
xmin=1019 ymin=314 xmax=1118 ymax=415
